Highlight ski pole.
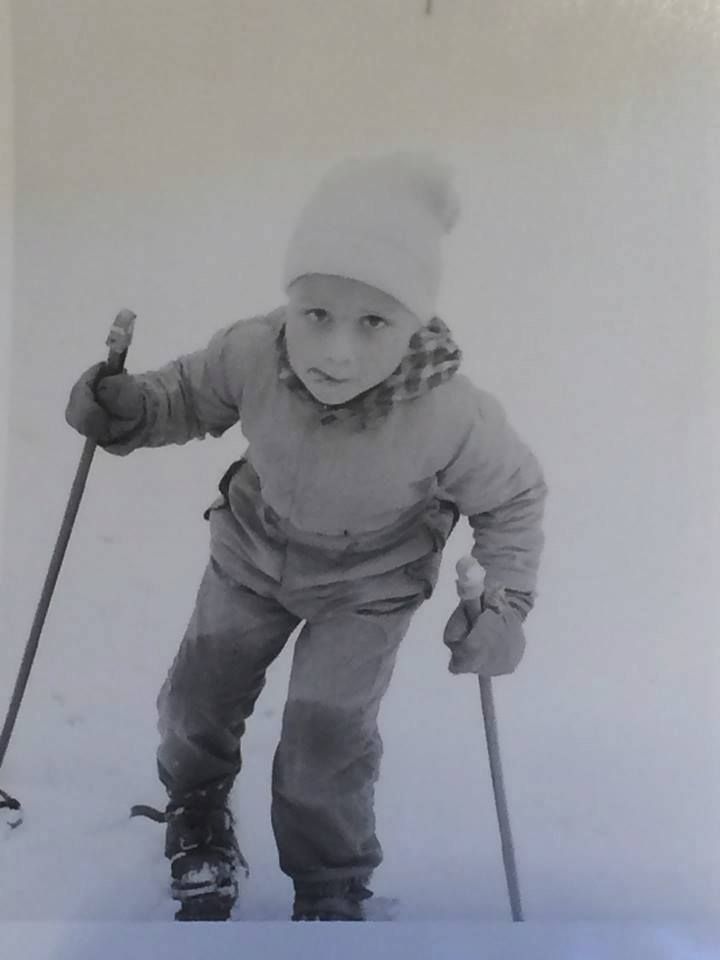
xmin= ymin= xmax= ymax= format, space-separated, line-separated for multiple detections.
xmin=455 ymin=555 xmax=524 ymax=922
xmin=0 ymin=309 xmax=136 ymax=820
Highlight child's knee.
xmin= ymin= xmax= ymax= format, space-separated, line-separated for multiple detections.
xmin=276 ymin=699 xmax=381 ymax=793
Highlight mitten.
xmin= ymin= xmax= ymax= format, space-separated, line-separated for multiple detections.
xmin=443 ymin=591 xmax=526 ymax=677
xmin=65 ymin=362 xmax=145 ymax=445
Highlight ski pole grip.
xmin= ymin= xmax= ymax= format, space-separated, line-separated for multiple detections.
xmin=104 ymin=309 xmax=136 ymax=375
xmin=456 ymin=555 xmax=485 ymax=624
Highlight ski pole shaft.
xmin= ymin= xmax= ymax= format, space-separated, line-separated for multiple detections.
xmin=455 ymin=556 xmax=524 ymax=922
xmin=477 ymin=675 xmax=523 ymax=921
xmin=0 ymin=311 xmax=136 ymax=787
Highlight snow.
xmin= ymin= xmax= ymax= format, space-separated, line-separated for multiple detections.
xmin=1 ymin=921 xmax=720 ymax=960
xmin=3 ymin=1 xmax=720 ymax=957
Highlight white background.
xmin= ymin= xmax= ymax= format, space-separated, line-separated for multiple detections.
xmin=1 ymin=1 xmax=719 ymax=955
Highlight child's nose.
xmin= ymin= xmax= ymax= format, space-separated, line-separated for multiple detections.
xmin=322 ymin=327 xmax=355 ymax=368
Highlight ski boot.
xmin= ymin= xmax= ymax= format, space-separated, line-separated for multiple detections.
xmin=164 ymin=782 xmax=249 ymax=921
xmin=291 ymin=876 xmax=373 ymax=921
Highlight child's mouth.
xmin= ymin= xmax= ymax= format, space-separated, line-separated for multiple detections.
xmin=309 ymin=369 xmax=349 ymax=384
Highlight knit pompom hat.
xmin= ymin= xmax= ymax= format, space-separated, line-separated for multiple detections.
xmin=283 ymin=151 xmax=460 ymax=324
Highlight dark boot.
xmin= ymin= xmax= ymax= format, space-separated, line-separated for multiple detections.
xmin=291 ymin=876 xmax=373 ymax=921
xmin=164 ymin=781 xmax=249 ymax=921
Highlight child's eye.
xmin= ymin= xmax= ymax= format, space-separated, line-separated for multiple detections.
xmin=304 ymin=309 xmax=328 ymax=323
xmin=363 ymin=315 xmax=389 ymax=330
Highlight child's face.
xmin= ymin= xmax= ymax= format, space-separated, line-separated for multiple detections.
xmin=285 ymin=274 xmax=422 ymax=405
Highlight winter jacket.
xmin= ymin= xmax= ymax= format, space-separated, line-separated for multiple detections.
xmin=104 ymin=308 xmax=547 ymax=607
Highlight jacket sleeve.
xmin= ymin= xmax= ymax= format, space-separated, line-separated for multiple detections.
xmin=437 ymin=387 xmax=548 ymax=614
xmin=101 ymin=320 xmax=248 ymax=456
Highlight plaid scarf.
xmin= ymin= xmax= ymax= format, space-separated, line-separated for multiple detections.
xmin=276 ymin=316 xmax=462 ymax=428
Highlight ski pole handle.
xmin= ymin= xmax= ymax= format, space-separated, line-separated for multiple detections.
xmin=456 ymin=555 xmax=509 ymax=623
xmin=102 ymin=308 xmax=136 ymax=375
xmin=87 ymin=309 xmax=136 ymax=426
xmin=455 ymin=555 xmax=486 ymax=624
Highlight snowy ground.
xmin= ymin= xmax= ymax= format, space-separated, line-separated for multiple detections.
xmin=1 ymin=438 xmax=719 ymax=958
xmin=2 ymin=921 xmax=720 ymax=960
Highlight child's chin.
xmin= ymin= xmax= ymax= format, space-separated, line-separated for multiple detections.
xmin=295 ymin=372 xmax=359 ymax=404
xmin=307 ymin=385 xmax=360 ymax=406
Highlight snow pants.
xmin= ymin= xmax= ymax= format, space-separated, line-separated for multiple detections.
xmin=156 ymin=458 xmax=458 ymax=885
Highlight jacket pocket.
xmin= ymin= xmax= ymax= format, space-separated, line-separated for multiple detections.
xmin=219 ymin=456 xmax=247 ymax=501
xmin=203 ymin=456 xmax=247 ymax=520
xmin=425 ymin=498 xmax=460 ymax=551
xmin=404 ymin=499 xmax=460 ymax=599
xmin=203 ymin=495 xmax=227 ymax=521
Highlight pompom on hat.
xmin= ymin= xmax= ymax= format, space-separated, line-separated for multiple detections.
xmin=283 ymin=151 xmax=460 ymax=324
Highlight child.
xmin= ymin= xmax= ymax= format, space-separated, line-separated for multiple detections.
xmin=65 ymin=152 xmax=547 ymax=922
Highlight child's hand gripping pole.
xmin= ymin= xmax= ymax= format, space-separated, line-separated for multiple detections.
xmin=0 ymin=310 xmax=136 ymax=824
xmin=455 ymin=555 xmax=524 ymax=922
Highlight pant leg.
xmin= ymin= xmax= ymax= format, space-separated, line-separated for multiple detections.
xmin=157 ymin=556 xmax=301 ymax=796
xmin=270 ymin=588 xmax=424 ymax=884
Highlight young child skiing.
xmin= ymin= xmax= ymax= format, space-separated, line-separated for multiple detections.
xmin=65 ymin=152 xmax=547 ymax=922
